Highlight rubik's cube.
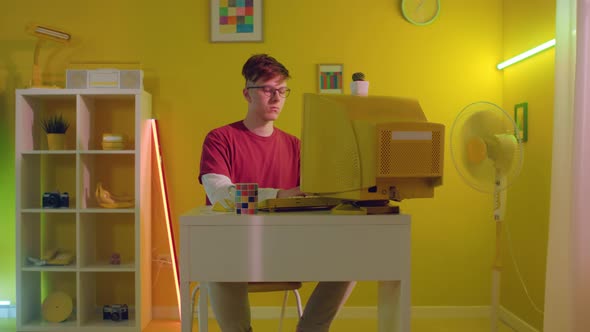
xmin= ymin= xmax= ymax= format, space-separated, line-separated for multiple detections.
xmin=218 ymin=0 xmax=255 ymax=34
xmin=235 ymin=183 xmax=258 ymax=214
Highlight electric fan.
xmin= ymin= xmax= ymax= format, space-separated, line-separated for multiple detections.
xmin=450 ymin=101 xmax=524 ymax=332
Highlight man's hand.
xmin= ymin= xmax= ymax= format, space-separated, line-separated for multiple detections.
xmin=277 ymin=186 xmax=305 ymax=198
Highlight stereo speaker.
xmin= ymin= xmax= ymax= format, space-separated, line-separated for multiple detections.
xmin=66 ymin=69 xmax=143 ymax=89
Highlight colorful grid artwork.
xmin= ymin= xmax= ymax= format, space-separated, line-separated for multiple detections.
xmin=235 ymin=183 xmax=258 ymax=215
xmin=320 ymin=72 xmax=342 ymax=90
xmin=318 ymin=64 xmax=344 ymax=94
xmin=218 ymin=0 xmax=255 ymax=34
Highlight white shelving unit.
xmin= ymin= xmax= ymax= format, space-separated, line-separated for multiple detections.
xmin=15 ymin=88 xmax=152 ymax=331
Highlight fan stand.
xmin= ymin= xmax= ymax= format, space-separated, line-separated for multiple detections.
xmin=491 ymin=172 xmax=507 ymax=332
xmin=450 ymin=102 xmax=522 ymax=332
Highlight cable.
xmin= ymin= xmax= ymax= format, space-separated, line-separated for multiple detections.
xmin=152 ymin=258 xmax=172 ymax=286
xmin=503 ymin=219 xmax=545 ymax=315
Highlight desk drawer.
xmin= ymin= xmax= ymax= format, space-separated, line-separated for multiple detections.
xmin=182 ymin=224 xmax=410 ymax=282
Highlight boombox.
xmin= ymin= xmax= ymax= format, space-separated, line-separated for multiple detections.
xmin=66 ymin=69 xmax=143 ymax=89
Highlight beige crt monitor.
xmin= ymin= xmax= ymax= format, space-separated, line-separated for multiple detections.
xmin=301 ymin=93 xmax=444 ymax=201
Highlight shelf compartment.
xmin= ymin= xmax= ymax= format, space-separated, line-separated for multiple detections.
xmin=79 ymin=272 xmax=136 ymax=327
xmin=80 ymin=154 xmax=135 ymax=209
xmin=18 ymin=271 xmax=77 ymax=327
xmin=79 ymin=213 xmax=136 ymax=269
xmin=78 ymin=95 xmax=136 ymax=151
xmin=16 ymin=94 xmax=77 ymax=151
xmin=20 ymin=154 xmax=76 ymax=209
xmin=20 ymin=212 xmax=76 ymax=269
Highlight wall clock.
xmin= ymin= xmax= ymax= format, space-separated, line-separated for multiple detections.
xmin=401 ymin=0 xmax=441 ymax=26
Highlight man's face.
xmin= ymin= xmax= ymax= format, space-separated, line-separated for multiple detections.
xmin=243 ymin=76 xmax=288 ymax=122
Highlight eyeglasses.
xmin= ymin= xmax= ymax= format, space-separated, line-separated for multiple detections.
xmin=247 ymin=85 xmax=291 ymax=98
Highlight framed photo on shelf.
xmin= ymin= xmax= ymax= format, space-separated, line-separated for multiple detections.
xmin=514 ymin=102 xmax=528 ymax=142
xmin=210 ymin=0 xmax=263 ymax=42
xmin=318 ymin=64 xmax=344 ymax=94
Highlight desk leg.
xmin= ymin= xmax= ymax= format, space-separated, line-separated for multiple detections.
xmin=378 ymin=281 xmax=410 ymax=332
xmin=181 ymin=280 xmax=191 ymax=332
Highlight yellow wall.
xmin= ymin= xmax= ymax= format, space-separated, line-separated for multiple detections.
xmin=501 ymin=0 xmax=555 ymax=329
xmin=0 ymin=0 xmax=524 ymax=312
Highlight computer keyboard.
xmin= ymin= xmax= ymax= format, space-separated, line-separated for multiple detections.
xmin=259 ymin=196 xmax=343 ymax=212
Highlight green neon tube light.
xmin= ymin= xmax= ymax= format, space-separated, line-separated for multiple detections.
xmin=497 ymin=39 xmax=556 ymax=70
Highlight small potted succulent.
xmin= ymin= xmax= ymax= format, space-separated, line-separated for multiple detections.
xmin=350 ymin=72 xmax=369 ymax=96
xmin=41 ymin=114 xmax=70 ymax=150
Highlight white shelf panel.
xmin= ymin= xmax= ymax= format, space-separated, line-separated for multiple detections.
xmin=19 ymin=150 xmax=135 ymax=155
xmin=21 ymin=208 xmax=76 ymax=213
xmin=17 ymin=88 xmax=144 ymax=96
xmin=82 ymin=316 xmax=136 ymax=331
xmin=21 ymin=265 xmax=77 ymax=272
xmin=20 ymin=319 xmax=78 ymax=331
xmin=20 ymin=150 xmax=77 ymax=155
xmin=80 ymin=150 xmax=135 ymax=155
xmin=80 ymin=208 xmax=135 ymax=214
xmin=79 ymin=263 xmax=135 ymax=272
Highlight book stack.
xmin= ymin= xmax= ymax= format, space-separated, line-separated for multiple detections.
xmin=102 ymin=133 xmax=126 ymax=150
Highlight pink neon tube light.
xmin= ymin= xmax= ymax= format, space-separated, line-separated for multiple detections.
xmin=151 ymin=119 xmax=181 ymax=318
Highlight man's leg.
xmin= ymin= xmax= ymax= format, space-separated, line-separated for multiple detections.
xmin=208 ymin=282 xmax=253 ymax=332
xmin=297 ymin=281 xmax=356 ymax=332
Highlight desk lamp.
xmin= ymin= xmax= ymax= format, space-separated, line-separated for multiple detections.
xmin=26 ymin=24 xmax=71 ymax=88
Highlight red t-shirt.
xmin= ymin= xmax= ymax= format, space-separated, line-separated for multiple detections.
xmin=199 ymin=121 xmax=300 ymax=204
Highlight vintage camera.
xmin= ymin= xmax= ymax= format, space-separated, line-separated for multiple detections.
xmin=42 ymin=192 xmax=69 ymax=208
xmin=60 ymin=192 xmax=69 ymax=208
xmin=103 ymin=304 xmax=128 ymax=321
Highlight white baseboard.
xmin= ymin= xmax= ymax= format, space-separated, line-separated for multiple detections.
xmin=499 ymin=306 xmax=540 ymax=332
xmin=0 ymin=306 xmax=16 ymax=319
xmin=153 ymin=305 xmax=490 ymax=320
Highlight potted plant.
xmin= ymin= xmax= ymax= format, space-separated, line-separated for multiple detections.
xmin=41 ymin=114 xmax=70 ymax=150
xmin=350 ymin=72 xmax=369 ymax=96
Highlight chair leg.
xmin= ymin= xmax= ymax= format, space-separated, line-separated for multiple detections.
xmin=199 ymin=284 xmax=209 ymax=332
xmin=293 ymin=289 xmax=303 ymax=318
xmin=277 ymin=290 xmax=289 ymax=332
xmin=190 ymin=286 xmax=200 ymax=332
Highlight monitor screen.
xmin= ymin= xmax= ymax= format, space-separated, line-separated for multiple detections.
xmin=301 ymin=93 xmax=444 ymax=201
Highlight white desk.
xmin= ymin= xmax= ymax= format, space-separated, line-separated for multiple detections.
xmin=180 ymin=206 xmax=411 ymax=332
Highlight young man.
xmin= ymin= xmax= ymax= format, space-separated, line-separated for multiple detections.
xmin=199 ymin=54 xmax=355 ymax=332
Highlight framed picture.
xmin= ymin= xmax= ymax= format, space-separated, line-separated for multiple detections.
xmin=318 ymin=64 xmax=344 ymax=94
xmin=514 ymin=102 xmax=528 ymax=142
xmin=210 ymin=0 xmax=263 ymax=42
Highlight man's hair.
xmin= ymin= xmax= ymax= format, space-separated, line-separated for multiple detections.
xmin=242 ymin=54 xmax=290 ymax=84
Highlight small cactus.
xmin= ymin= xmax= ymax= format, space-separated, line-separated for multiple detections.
xmin=352 ymin=72 xmax=365 ymax=81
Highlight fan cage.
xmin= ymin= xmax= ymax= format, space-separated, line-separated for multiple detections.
xmin=450 ymin=101 xmax=524 ymax=193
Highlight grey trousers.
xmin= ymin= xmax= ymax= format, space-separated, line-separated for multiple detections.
xmin=208 ymin=281 xmax=356 ymax=332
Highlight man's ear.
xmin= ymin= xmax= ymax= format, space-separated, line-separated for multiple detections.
xmin=242 ymin=88 xmax=251 ymax=102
